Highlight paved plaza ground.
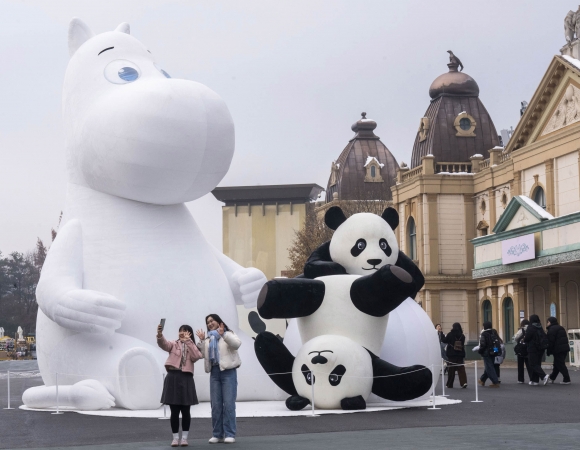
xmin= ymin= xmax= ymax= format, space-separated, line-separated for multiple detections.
xmin=1 ymin=361 xmax=579 ymax=449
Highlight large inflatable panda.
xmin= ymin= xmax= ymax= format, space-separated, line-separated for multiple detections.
xmin=255 ymin=206 xmax=433 ymax=410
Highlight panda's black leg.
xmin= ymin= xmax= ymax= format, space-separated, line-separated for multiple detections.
xmin=350 ymin=265 xmax=418 ymax=317
xmin=341 ymin=395 xmax=366 ymax=410
xmin=257 ymin=279 xmax=325 ymax=320
xmin=254 ymin=331 xmax=298 ymax=396
xmin=367 ymin=350 xmax=432 ymax=401
xmin=286 ymin=395 xmax=310 ymax=411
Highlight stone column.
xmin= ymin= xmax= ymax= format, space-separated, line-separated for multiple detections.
xmin=430 ymin=290 xmax=441 ymax=326
xmin=422 ymin=155 xmax=435 ymax=175
xmin=550 ymin=272 xmax=560 ymax=321
xmin=416 ymin=194 xmax=425 ymax=272
xmin=490 ymin=286 xmax=499 ymax=328
xmin=512 ymin=170 xmax=521 ymax=197
xmin=464 ymin=194 xmax=475 ymax=270
xmin=545 ymin=158 xmax=555 ymax=215
xmin=425 ymin=194 xmax=440 ymax=275
xmin=470 ymin=154 xmax=484 ymax=173
xmin=488 ymin=188 xmax=497 ymax=230
xmin=489 ymin=147 xmax=502 ymax=166
xmin=467 ymin=289 xmax=478 ymax=342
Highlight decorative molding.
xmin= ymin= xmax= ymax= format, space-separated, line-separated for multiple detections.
xmin=540 ymin=81 xmax=580 ymax=137
xmin=454 ymin=111 xmax=476 ymax=137
xmin=492 ymin=195 xmax=551 ymax=234
xmin=418 ymin=117 xmax=430 ymax=142
xmin=472 ymin=248 xmax=580 ymax=279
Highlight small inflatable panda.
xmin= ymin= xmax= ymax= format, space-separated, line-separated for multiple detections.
xmin=255 ymin=206 xmax=432 ymax=410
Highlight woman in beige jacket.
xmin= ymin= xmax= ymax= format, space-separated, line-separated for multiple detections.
xmin=196 ymin=314 xmax=241 ymax=444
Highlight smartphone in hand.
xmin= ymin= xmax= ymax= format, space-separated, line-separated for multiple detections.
xmin=159 ymin=318 xmax=166 ymax=332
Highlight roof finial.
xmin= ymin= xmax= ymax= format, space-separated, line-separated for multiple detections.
xmin=447 ymin=50 xmax=463 ymax=72
xmin=361 ymin=112 xmax=367 ymax=119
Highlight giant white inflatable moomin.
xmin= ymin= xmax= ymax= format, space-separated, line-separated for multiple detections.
xmin=22 ymin=19 xmax=281 ymax=410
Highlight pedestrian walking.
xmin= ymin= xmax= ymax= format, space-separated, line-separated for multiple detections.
xmin=196 ymin=314 xmax=241 ymax=444
xmin=436 ymin=323 xmax=447 ymax=372
xmin=476 ymin=321 xmax=500 ymax=388
xmin=513 ymin=319 xmax=532 ymax=384
xmin=546 ymin=316 xmax=571 ymax=385
xmin=442 ymin=322 xmax=467 ymax=388
xmin=523 ymin=314 xmax=550 ymax=386
xmin=492 ymin=330 xmax=506 ymax=382
xmin=157 ymin=324 xmax=203 ymax=447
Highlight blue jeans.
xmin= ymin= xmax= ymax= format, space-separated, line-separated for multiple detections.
xmin=210 ymin=366 xmax=237 ymax=438
xmin=480 ymin=355 xmax=499 ymax=385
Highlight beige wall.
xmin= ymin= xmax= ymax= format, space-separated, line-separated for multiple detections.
xmin=437 ymin=194 xmax=466 ymax=274
xmin=439 ymin=290 xmax=467 ymax=332
xmin=555 ymin=150 xmax=580 ymax=216
xmin=522 ymin=163 xmax=547 ymax=198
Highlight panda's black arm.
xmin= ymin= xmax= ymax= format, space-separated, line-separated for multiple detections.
xmin=257 ymin=278 xmax=325 ymax=320
xmin=395 ymin=252 xmax=425 ymax=299
xmin=366 ymin=350 xmax=432 ymax=401
xmin=303 ymin=241 xmax=347 ymax=279
xmin=350 ymin=265 xmax=417 ymax=317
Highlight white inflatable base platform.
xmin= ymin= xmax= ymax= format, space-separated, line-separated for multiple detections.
xmin=20 ymin=397 xmax=460 ymax=418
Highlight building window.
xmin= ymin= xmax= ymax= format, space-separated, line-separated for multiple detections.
xmin=371 ymin=165 xmax=376 ymax=178
xmin=501 ymin=192 xmax=508 ymax=208
xmin=482 ymin=300 xmax=492 ymax=324
xmin=533 ymin=187 xmax=546 ymax=210
xmin=408 ymin=217 xmax=417 ymax=260
xmin=550 ymin=302 xmax=557 ymax=318
xmin=459 ymin=118 xmax=471 ymax=130
xmin=364 ymin=157 xmax=384 ymax=183
xmin=503 ymin=297 xmax=514 ymax=340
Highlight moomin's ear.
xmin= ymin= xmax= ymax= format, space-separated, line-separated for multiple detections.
xmin=381 ymin=207 xmax=399 ymax=230
xmin=325 ymin=206 xmax=347 ymax=230
xmin=115 ymin=22 xmax=130 ymax=34
xmin=68 ymin=18 xmax=94 ymax=57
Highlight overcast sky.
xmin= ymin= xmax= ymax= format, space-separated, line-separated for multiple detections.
xmin=0 ymin=0 xmax=573 ymax=254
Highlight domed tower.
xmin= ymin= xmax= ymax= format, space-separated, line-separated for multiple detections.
xmin=410 ymin=51 xmax=500 ymax=168
xmin=326 ymin=113 xmax=399 ymax=202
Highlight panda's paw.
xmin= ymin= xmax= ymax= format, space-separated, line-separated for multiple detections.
xmin=380 ymin=265 xmax=412 ymax=284
xmin=340 ymin=395 xmax=366 ymax=410
xmin=285 ymin=395 xmax=310 ymax=411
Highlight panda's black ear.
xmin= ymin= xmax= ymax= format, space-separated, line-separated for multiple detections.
xmin=325 ymin=206 xmax=347 ymax=230
xmin=381 ymin=207 xmax=399 ymax=230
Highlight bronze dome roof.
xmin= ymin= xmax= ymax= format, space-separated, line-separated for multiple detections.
xmin=429 ymin=64 xmax=479 ymax=99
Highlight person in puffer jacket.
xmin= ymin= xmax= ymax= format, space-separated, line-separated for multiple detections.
xmin=513 ymin=319 xmax=532 ymax=384
xmin=546 ymin=317 xmax=571 ymax=384
xmin=492 ymin=331 xmax=506 ymax=382
xmin=523 ymin=314 xmax=549 ymax=386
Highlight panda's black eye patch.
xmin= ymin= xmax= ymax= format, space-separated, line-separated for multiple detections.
xmin=351 ymin=239 xmax=367 ymax=257
xmin=328 ymin=365 xmax=346 ymax=386
xmin=301 ymin=364 xmax=314 ymax=385
xmin=379 ymin=238 xmax=392 ymax=257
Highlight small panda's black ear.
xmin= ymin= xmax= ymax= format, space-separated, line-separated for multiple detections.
xmin=325 ymin=206 xmax=347 ymax=230
xmin=381 ymin=207 xmax=399 ymax=230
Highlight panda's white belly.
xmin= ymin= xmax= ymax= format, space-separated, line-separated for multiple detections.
xmin=297 ymin=275 xmax=388 ymax=355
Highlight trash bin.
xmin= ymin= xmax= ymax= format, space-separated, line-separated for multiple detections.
xmin=568 ymin=329 xmax=580 ymax=367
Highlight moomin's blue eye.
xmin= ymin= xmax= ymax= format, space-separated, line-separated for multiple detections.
xmin=118 ymin=67 xmax=139 ymax=82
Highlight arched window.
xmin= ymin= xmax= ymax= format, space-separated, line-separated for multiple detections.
xmin=533 ymin=187 xmax=546 ymax=210
xmin=482 ymin=300 xmax=492 ymax=324
xmin=503 ymin=297 xmax=514 ymax=340
xmin=550 ymin=302 xmax=557 ymax=318
xmin=371 ymin=165 xmax=376 ymax=178
xmin=408 ymin=217 xmax=417 ymax=260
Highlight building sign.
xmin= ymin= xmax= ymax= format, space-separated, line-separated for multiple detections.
xmin=502 ymin=233 xmax=535 ymax=265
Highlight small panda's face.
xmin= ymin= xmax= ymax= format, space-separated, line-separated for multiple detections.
xmin=329 ymin=213 xmax=399 ymax=276
xmin=292 ymin=335 xmax=373 ymax=409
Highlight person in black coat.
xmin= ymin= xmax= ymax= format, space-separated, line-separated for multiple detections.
xmin=523 ymin=314 xmax=549 ymax=385
xmin=442 ymin=322 xmax=467 ymax=388
xmin=546 ymin=317 xmax=571 ymax=384
xmin=477 ymin=321 xmax=500 ymax=387
xmin=513 ymin=319 xmax=532 ymax=384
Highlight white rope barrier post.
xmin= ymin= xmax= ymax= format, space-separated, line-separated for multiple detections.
xmin=428 ymin=365 xmax=440 ymax=410
xmin=307 ymin=371 xmax=318 ymax=418
xmin=440 ymin=359 xmax=449 ymax=397
xmin=159 ymin=373 xmax=169 ymax=420
xmin=4 ymin=371 xmax=14 ymax=410
xmin=51 ymin=372 xmax=64 ymax=415
xmin=471 ymin=361 xmax=483 ymax=403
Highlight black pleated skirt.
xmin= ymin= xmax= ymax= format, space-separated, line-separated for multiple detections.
xmin=161 ymin=370 xmax=199 ymax=406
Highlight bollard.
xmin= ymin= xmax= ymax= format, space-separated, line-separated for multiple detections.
xmin=428 ymin=365 xmax=441 ymax=410
xmin=440 ymin=359 xmax=449 ymax=397
xmin=471 ymin=361 xmax=483 ymax=403
xmin=4 ymin=371 xmax=14 ymax=410
xmin=158 ymin=373 xmax=169 ymax=420
xmin=307 ymin=371 xmax=319 ymax=417
xmin=51 ymin=372 xmax=64 ymax=414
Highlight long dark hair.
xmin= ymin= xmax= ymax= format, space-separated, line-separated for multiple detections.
xmin=452 ymin=322 xmax=463 ymax=335
xmin=205 ymin=314 xmax=230 ymax=332
xmin=179 ymin=324 xmax=195 ymax=343
xmin=520 ymin=319 xmax=529 ymax=328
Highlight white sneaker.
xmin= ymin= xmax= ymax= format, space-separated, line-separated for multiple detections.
xmin=209 ymin=437 xmax=224 ymax=444
xmin=518 ymin=381 xmax=524 ymax=384
xmin=543 ymin=375 xmax=550 ymax=385
xmin=224 ymin=437 xmax=236 ymax=444
xmin=560 ymin=381 xmax=571 ymax=385
xmin=529 ymin=381 xmax=539 ymax=385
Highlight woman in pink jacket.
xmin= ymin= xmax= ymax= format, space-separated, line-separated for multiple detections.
xmin=157 ymin=324 xmax=203 ymax=447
